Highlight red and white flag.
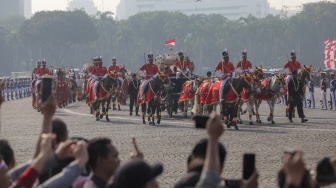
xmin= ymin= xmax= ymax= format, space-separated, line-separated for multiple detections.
xmin=165 ymin=38 xmax=175 ymax=46
xmin=323 ymin=38 xmax=333 ymax=69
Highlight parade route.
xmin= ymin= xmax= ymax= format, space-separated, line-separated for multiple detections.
xmin=1 ymin=96 xmax=336 ymax=188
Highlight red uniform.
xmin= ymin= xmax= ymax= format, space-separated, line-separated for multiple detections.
xmin=139 ymin=63 xmax=159 ymax=79
xmin=39 ymin=68 xmax=50 ymax=76
xmin=32 ymin=68 xmax=40 ymax=79
xmin=283 ymin=61 xmax=301 ymax=74
xmin=92 ymin=66 xmax=108 ymax=77
xmin=108 ymin=65 xmax=120 ymax=73
xmin=215 ymin=61 xmax=235 ymax=76
xmin=87 ymin=65 xmax=96 ymax=74
xmin=236 ymin=60 xmax=252 ymax=73
xmin=175 ymin=59 xmax=190 ymax=71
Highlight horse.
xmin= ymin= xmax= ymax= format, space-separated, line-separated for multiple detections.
xmin=284 ymin=65 xmax=312 ymax=117
xmin=178 ymin=79 xmax=199 ymax=118
xmin=236 ymin=74 xmax=261 ymax=125
xmin=254 ymin=74 xmax=285 ymax=124
xmin=191 ymin=78 xmax=213 ymax=116
xmin=89 ymin=71 xmax=120 ymax=121
xmin=205 ymin=73 xmax=254 ymax=130
xmin=138 ymin=72 xmax=168 ymax=126
xmin=54 ymin=68 xmax=68 ymax=108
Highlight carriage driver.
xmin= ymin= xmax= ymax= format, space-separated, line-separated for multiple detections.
xmin=283 ymin=50 xmax=302 ymax=86
xmin=175 ymin=52 xmax=191 ymax=79
xmin=108 ymin=57 xmax=124 ymax=87
xmin=236 ymin=50 xmax=252 ymax=75
xmin=138 ymin=53 xmax=160 ymax=100
xmin=214 ymin=49 xmax=235 ymax=102
xmin=92 ymin=57 xmax=108 ymax=100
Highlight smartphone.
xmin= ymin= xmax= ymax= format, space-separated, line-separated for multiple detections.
xmin=316 ymin=157 xmax=336 ymax=182
xmin=42 ymin=77 xmax=53 ymax=102
xmin=243 ymin=153 xmax=255 ymax=179
xmin=224 ymin=179 xmax=240 ymax=188
xmin=194 ymin=115 xmax=209 ymax=129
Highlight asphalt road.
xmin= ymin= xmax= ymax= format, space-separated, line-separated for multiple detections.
xmin=1 ymin=91 xmax=336 ymax=188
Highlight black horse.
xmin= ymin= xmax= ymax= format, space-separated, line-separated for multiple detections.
xmin=141 ymin=74 xmax=168 ymax=126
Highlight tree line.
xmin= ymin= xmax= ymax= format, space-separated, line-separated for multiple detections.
xmin=0 ymin=1 xmax=335 ymax=76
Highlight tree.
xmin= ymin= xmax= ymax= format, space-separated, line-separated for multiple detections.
xmin=19 ymin=10 xmax=97 ymax=67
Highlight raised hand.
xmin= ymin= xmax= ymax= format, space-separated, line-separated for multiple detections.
xmin=206 ymin=112 xmax=224 ymax=140
xmin=130 ymin=136 xmax=144 ymax=159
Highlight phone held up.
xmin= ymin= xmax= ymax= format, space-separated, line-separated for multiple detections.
xmin=243 ymin=153 xmax=255 ymax=180
xmin=42 ymin=77 xmax=53 ymax=103
xmin=193 ymin=115 xmax=209 ymax=129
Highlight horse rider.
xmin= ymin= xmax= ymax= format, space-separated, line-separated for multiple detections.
xmin=128 ymin=73 xmax=140 ymax=116
xmin=283 ymin=50 xmax=301 ymax=86
xmin=32 ymin=60 xmax=41 ymax=89
xmin=138 ymin=53 xmax=160 ymax=100
xmin=36 ymin=60 xmax=51 ymax=92
xmin=175 ymin=52 xmax=191 ymax=79
xmin=214 ymin=49 xmax=235 ymax=102
xmin=308 ymin=74 xmax=315 ymax=109
xmin=330 ymin=72 xmax=336 ymax=111
xmin=320 ymin=72 xmax=327 ymax=110
xmin=236 ymin=50 xmax=252 ymax=75
xmin=108 ymin=57 xmax=124 ymax=87
xmin=91 ymin=57 xmax=108 ymax=100
xmin=88 ymin=57 xmax=99 ymax=84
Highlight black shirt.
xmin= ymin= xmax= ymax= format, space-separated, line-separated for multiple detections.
xmin=288 ymin=78 xmax=303 ymax=100
xmin=128 ymin=80 xmax=140 ymax=97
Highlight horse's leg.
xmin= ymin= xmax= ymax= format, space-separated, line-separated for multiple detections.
xmin=237 ymin=101 xmax=243 ymax=124
xmin=157 ymin=101 xmax=161 ymax=124
xmin=105 ymin=98 xmax=110 ymax=122
xmin=142 ymin=103 xmax=146 ymax=124
xmin=246 ymin=99 xmax=253 ymax=125
xmin=112 ymin=97 xmax=117 ymax=110
xmin=255 ymin=100 xmax=262 ymax=123
xmin=151 ymin=101 xmax=156 ymax=126
xmin=232 ymin=103 xmax=239 ymax=130
xmin=100 ymin=100 xmax=105 ymax=119
xmin=147 ymin=102 xmax=151 ymax=125
xmin=95 ymin=101 xmax=100 ymax=121
xmin=118 ymin=93 xmax=121 ymax=111
xmin=184 ymin=100 xmax=188 ymax=118
xmin=267 ymin=99 xmax=275 ymax=124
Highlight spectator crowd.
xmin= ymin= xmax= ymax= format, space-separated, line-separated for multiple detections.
xmin=0 ymin=79 xmax=336 ymax=188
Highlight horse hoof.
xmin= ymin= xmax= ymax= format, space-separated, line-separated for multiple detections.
xmin=157 ymin=119 xmax=161 ymax=124
xmin=100 ymin=115 xmax=104 ymax=119
xmin=267 ymin=117 xmax=271 ymax=121
xmin=234 ymin=125 xmax=239 ymax=130
xmin=106 ymin=118 xmax=110 ymax=122
xmin=96 ymin=117 xmax=100 ymax=121
xmin=271 ymin=120 xmax=275 ymax=124
xmin=142 ymin=120 xmax=146 ymax=124
xmin=249 ymin=122 xmax=253 ymax=125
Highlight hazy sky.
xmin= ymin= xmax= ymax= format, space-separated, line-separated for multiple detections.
xmin=31 ymin=0 xmax=325 ymax=15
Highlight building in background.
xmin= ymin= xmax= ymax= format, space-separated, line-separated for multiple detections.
xmin=116 ymin=0 xmax=277 ymax=20
xmin=0 ymin=0 xmax=24 ymax=18
xmin=67 ymin=0 xmax=98 ymax=15
xmin=24 ymin=0 xmax=32 ymax=18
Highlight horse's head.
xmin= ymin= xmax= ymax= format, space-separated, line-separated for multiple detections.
xmin=242 ymin=73 xmax=260 ymax=94
xmin=254 ymin=65 xmax=264 ymax=79
xmin=269 ymin=74 xmax=284 ymax=93
xmin=108 ymin=70 xmax=118 ymax=80
xmin=300 ymin=64 xmax=312 ymax=81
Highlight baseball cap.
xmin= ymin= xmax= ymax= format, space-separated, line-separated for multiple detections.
xmin=113 ymin=159 xmax=163 ymax=188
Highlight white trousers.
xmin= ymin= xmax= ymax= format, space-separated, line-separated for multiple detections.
xmin=309 ymin=92 xmax=315 ymax=108
xmin=321 ymin=91 xmax=327 ymax=109
xmin=118 ymin=77 xmax=124 ymax=87
xmin=176 ymin=69 xmax=190 ymax=79
xmin=219 ymin=77 xmax=230 ymax=102
xmin=303 ymin=93 xmax=307 ymax=108
xmin=140 ymin=78 xmax=153 ymax=97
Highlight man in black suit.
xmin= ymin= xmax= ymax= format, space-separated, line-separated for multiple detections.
xmin=288 ymin=70 xmax=308 ymax=123
xmin=128 ymin=73 xmax=140 ymax=116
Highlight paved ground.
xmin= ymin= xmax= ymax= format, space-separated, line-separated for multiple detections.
xmin=1 ymin=91 xmax=336 ymax=188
